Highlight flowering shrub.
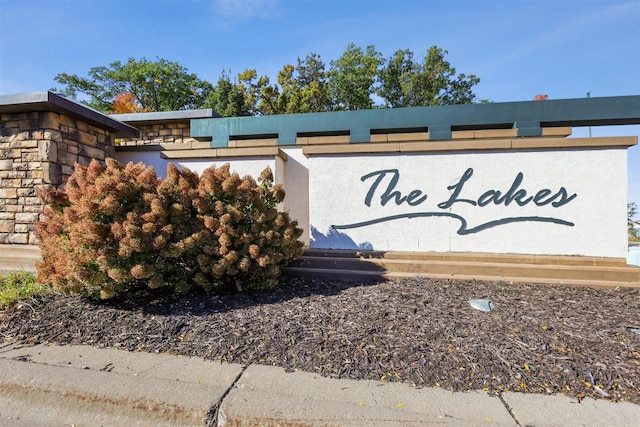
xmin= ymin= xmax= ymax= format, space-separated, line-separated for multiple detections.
xmin=36 ymin=159 xmax=303 ymax=299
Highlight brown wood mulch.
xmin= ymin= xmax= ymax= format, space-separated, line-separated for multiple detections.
xmin=1 ymin=277 xmax=639 ymax=404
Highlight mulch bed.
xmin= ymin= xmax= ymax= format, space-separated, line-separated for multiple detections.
xmin=1 ymin=277 xmax=639 ymax=404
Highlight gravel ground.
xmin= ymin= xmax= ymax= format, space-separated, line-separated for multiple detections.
xmin=1 ymin=276 xmax=639 ymax=404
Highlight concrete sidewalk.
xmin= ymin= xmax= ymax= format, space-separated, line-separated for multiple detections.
xmin=0 ymin=343 xmax=638 ymax=426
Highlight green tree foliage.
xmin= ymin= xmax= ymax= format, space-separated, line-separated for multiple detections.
xmin=208 ymin=68 xmax=280 ymax=116
xmin=377 ymin=47 xmax=480 ymax=107
xmin=376 ymin=49 xmax=418 ymax=108
xmin=275 ymin=53 xmax=333 ymax=114
xmin=629 ymin=202 xmax=639 ymax=238
xmin=329 ymin=44 xmax=383 ymax=110
xmin=53 ymin=45 xmax=480 ymax=115
xmin=53 ymin=57 xmax=213 ymax=113
xmin=235 ymin=69 xmax=278 ymax=116
xmin=35 ymin=159 xmax=304 ymax=299
xmin=207 ymin=70 xmax=253 ymax=117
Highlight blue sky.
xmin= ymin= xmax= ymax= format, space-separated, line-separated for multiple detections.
xmin=0 ymin=0 xmax=638 ymax=206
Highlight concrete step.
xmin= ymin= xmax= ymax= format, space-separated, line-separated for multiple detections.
xmin=287 ymin=256 xmax=640 ymax=282
xmin=302 ymin=248 xmax=628 ymax=267
xmin=282 ymin=266 xmax=639 ymax=289
xmin=0 ymin=245 xmax=40 ymax=274
xmin=284 ymin=250 xmax=640 ymax=289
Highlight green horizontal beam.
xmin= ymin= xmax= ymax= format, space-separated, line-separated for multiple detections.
xmin=190 ymin=95 xmax=640 ymax=148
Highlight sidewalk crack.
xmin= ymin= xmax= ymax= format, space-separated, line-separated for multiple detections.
xmin=205 ymin=364 xmax=248 ymax=427
xmin=497 ymin=391 xmax=521 ymax=426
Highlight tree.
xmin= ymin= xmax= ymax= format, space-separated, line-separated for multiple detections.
xmin=329 ymin=44 xmax=383 ymax=110
xmin=206 ymin=68 xmax=281 ymax=117
xmin=111 ymin=92 xmax=146 ymax=114
xmin=271 ymin=64 xmax=298 ymax=114
xmin=256 ymin=53 xmax=334 ymax=115
xmin=376 ymin=46 xmax=480 ymax=107
xmin=206 ymin=70 xmax=252 ymax=117
xmin=53 ymin=57 xmax=213 ymax=113
xmin=282 ymin=53 xmax=333 ymax=114
xmin=54 ymin=47 xmax=481 ymax=116
xmin=232 ymin=68 xmax=279 ymax=116
xmin=629 ymin=203 xmax=639 ymax=238
xmin=376 ymin=49 xmax=418 ymax=108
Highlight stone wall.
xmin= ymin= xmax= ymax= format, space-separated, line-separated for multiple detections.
xmin=0 ymin=110 xmax=116 ymax=244
xmin=110 ymin=109 xmax=217 ymax=147
xmin=117 ymin=122 xmax=196 ymax=146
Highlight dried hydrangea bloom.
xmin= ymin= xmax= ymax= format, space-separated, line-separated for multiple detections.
xmin=130 ymin=264 xmax=155 ymax=280
xmin=147 ymin=274 xmax=163 ymax=289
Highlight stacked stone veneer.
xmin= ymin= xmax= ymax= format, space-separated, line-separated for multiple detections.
xmin=0 ymin=111 xmax=115 ymax=244
xmin=117 ymin=122 xmax=197 ymax=146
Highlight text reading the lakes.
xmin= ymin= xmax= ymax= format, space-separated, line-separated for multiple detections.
xmin=332 ymin=168 xmax=578 ymax=235
xmin=362 ymin=168 xmax=577 ymax=208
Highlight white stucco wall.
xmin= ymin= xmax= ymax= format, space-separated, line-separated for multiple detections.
xmin=116 ymin=145 xmax=629 ymax=257
xmin=178 ymin=157 xmax=278 ymax=181
xmin=308 ymin=149 xmax=628 ymax=258
xmin=114 ymin=151 xmax=278 ymax=181
xmin=115 ymin=150 xmax=169 ymax=177
xmin=281 ymin=147 xmax=310 ymax=245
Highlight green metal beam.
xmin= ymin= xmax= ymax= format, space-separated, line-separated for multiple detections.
xmin=190 ymin=95 xmax=640 ymax=148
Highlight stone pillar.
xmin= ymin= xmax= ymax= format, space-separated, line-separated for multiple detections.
xmin=0 ymin=110 xmax=116 ymax=244
xmin=0 ymin=112 xmax=46 ymax=244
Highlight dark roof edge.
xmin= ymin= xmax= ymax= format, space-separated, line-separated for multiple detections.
xmin=110 ymin=109 xmax=221 ymax=124
xmin=0 ymin=91 xmax=139 ymax=137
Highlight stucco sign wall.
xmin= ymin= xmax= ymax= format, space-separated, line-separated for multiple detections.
xmin=309 ymin=148 xmax=628 ymax=258
xmin=113 ymin=95 xmax=639 ymax=267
